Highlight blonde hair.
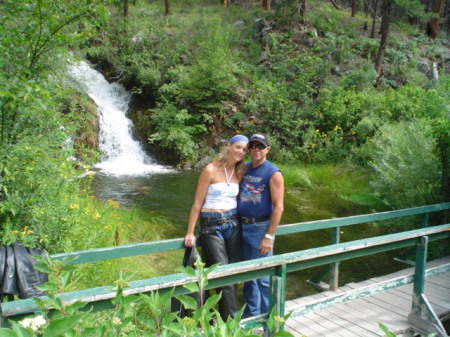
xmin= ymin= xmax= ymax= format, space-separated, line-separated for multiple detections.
xmin=213 ymin=146 xmax=246 ymax=180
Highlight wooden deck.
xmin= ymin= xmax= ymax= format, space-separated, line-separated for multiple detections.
xmin=284 ymin=256 xmax=450 ymax=337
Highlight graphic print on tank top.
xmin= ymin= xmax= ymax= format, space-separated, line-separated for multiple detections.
xmin=240 ymin=178 xmax=266 ymax=205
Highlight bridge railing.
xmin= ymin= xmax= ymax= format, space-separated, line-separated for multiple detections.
xmin=1 ymin=203 xmax=449 ymax=332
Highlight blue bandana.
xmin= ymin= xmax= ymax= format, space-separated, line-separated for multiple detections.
xmin=228 ymin=135 xmax=249 ymax=144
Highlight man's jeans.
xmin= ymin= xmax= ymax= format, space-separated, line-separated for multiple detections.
xmin=242 ymin=219 xmax=272 ymax=317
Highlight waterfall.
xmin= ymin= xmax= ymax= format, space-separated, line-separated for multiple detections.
xmin=68 ymin=60 xmax=171 ymax=176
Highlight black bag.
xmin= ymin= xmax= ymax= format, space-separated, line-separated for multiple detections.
xmin=170 ymin=246 xmax=203 ymax=317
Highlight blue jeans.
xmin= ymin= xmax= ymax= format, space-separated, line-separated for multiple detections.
xmin=242 ymin=219 xmax=272 ymax=317
xmin=199 ymin=209 xmax=240 ymax=319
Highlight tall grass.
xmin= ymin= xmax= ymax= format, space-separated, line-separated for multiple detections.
xmin=279 ymin=163 xmax=384 ymax=208
xmin=59 ymin=184 xmax=182 ymax=290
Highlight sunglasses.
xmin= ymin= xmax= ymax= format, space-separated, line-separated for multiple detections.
xmin=249 ymin=142 xmax=267 ymax=150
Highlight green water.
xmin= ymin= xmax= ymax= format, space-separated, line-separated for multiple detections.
xmin=92 ymin=169 xmax=401 ymax=299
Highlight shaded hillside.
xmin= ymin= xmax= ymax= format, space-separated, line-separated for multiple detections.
xmin=83 ymin=1 xmax=448 ymax=167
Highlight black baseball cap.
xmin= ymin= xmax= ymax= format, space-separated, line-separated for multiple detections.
xmin=249 ymin=133 xmax=269 ymax=147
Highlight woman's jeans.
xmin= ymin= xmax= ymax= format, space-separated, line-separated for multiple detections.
xmin=200 ymin=209 xmax=241 ymax=319
xmin=242 ymin=219 xmax=272 ymax=317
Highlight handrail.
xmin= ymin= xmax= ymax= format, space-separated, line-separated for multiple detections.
xmin=1 ymin=203 xmax=449 ymax=329
xmin=50 ymin=202 xmax=450 ymax=265
xmin=3 ymin=224 xmax=449 ymax=316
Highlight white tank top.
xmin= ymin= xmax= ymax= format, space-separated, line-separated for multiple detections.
xmin=202 ymin=183 xmax=239 ymax=210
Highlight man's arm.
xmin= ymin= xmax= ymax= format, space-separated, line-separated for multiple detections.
xmin=260 ymin=171 xmax=284 ymax=254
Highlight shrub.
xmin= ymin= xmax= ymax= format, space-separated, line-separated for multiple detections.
xmin=369 ymin=121 xmax=442 ymax=208
xmin=149 ymin=103 xmax=206 ymax=162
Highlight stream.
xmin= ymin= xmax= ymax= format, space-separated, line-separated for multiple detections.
xmin=71 ymin=60 xmax=402 ymax=299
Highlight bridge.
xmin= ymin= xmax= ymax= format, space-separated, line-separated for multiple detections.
xmin=1 ymin=203 xmax=449 ymax=336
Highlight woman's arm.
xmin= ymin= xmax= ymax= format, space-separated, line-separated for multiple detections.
xmin=184 ymin=164 xmax=215 ymax=247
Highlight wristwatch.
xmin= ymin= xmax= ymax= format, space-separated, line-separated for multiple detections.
xmin=264 ymin=233 xmax=275 ymax=241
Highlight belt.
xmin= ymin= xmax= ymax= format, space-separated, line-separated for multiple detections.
xmin=201 ymin=215 xmax=238 ymax=226
xmin=239 ymin=216 xmax=270 ymax=224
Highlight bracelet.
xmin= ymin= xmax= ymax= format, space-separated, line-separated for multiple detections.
xmin=264 ymin=233 xmax=275 ymax=241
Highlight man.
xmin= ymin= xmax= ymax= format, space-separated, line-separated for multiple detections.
xmin=237 ymin=133 xmax=284 ymax=318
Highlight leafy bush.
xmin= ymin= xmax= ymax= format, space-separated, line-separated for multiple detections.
xmin=369 ymin=121 xmax=442 ymax=208
xmin=149 ymin=103 xmax=206 ymax=162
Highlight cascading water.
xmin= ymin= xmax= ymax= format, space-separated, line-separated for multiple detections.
xmin=68 ymin=60 xmax=171 ymax=175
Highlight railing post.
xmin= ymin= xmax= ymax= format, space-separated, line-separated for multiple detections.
xmin=408 ymin=236 xmax=447 ymax=336
xmin=329 ymin=226 xmax=340 ymax=291
xmin=412 ymin=236 xmax=427 ymax=308
xmin=394 ymin=213 xmax=430 ymax=265
xmin=269 ymin=263 xmax=286 ymax=317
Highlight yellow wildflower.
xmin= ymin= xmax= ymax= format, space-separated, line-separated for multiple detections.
xmin=108 ymin=199 xmax=120 ymax=208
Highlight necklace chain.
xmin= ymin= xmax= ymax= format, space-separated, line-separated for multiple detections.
xmin=223 ymin=165 xmax=235 ymax=186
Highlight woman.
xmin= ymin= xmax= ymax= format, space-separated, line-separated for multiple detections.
xmin=184 ymin=134 xmax=249 ymax=319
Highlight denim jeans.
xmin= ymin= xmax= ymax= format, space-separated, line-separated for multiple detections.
xmin=199 ymin=209 xmax=240 ymax=319
xmin=242 ymin=219 xmax=272 ymax=317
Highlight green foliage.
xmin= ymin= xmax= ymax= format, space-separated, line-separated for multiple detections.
xmin=1 ymin=253 xmax=293 ymax=337
xmin=278 ymin=165 xmax=312 ymax=188
xmin=149 ymin=103 xmax=206 ymax=162
xmin=172 ymin=15 xmax=240 ymax=111
xmin=0 ymin=0 xmax=109 ymax=252
xmin=0 ymin=0 xmax=107 ymax=76
xmin=369 ymin=121 xmax=442 ymax=209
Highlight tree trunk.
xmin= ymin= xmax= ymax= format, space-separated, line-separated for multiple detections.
xmin=329 ymin=0 xmax=340 ymax=9
xmin=300 ymin=0 xmax=307 ymax=22
xmin=446 ymin=0 xmax=450 ymax=36
xmin=374 ymin=0 xmax=391 ymax=84
xmin=263 ymin=0 xmax=271 ymax=10
xmin=371 ymin=0 xmax=379 ymax=38
xmin=124 ymin=0 xmax=129 ymax=17
xmin=351 ymin=0 xmax=358 ymax=16
xmin=165 ymin=0 xmax=171 ymax=15
xmin=426 ymin=0 xmax=444 ymax=38
xmin=223 ymin=0 xmax=230 ymax=7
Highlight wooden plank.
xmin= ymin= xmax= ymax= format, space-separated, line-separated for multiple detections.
xmin=285 ymin=258 xmax=450 ymax=337
xmin=319 ymin=307 xmax=380 ymax=336
xmin=286 ymin=315 xmax=329 ymax=337
xmin=361 ymin=292 xmax=411 ymax=317
xmin=345 ymin=300 xmax=410 ymax=334
xmin=326 ymin=302 xmax=388 ymax=335
xmin=312 ymin=311 xmax=353 ymax=337
xmin=291 ymin=312 xmax=338 ymax=336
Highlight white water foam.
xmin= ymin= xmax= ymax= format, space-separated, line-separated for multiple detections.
xmin=68 ymin=60 xmax=171 ymax=176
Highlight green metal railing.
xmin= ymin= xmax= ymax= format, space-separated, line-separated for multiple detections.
xmin=1 ymin=203 xmax=449 ymax=334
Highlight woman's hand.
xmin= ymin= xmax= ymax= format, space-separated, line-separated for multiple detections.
xmin=184 ymin=233 xmax=196 ymax=247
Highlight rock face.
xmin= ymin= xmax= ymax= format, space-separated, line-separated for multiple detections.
xmin=194 ymin=156 xmax=212 ymax=170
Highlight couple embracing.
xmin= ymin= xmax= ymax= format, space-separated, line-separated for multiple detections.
xmin=184 ymin=133 xmax=285 ymax=320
